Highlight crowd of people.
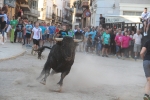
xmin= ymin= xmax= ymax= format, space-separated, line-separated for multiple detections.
xmin=0 ymin=6 xmax=148 ymax=61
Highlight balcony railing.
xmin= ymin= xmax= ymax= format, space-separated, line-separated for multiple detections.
xmin=82 ymin=0 xmax=89 ymax=8
xmin=24 ymin=8 xmax=40 ymax=17
xmin=46 ymin=14 xmax=52 ymax=19
xmin=75 ymin=8 xmax=83 ymax=17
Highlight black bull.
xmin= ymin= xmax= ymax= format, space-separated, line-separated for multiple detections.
xmin=36 ymin=36 xmax=83 ymax=90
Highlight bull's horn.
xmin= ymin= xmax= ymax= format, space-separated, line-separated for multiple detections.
xmin=74 ymin=35 xmax=84 ymax=42
xmin=54 ymin=35 xmax=63 ymax=41
xmin=74 ymin=39 xmax=82 ymax=42
xmin=55 ymin=38 xmax=63 ymax=41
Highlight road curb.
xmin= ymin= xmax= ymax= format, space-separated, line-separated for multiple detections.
xmin=0 ymin=50 xmax=26 ymax=62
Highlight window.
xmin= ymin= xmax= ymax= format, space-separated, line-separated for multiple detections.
xmin=57 ymin=8 xmax=58 ymax=16
xmin=32 ymin=1 xmax=37 ymax=9
xmin=60 ymin=10 xmax=61 ymax=17
xmin=123 ymin=11 xmax=142 ymax=16
xmin=46 ymin=6 xmax=48 ymax=15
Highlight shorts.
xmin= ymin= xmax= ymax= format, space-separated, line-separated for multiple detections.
xmin=121 ymin=48 xmax=128 ymax=53
xmin=26 ymin=33 xmax=31 ymax=38
xmin=47 ymin=34 xmax=49 ymax=38
xmin=143 ymin=60 xmax=150 ymax=77
xmin=103 ymin=44 xmax=109 ymax=48
xmin=116 ymin=45 xmax=121 ymax=53
xmin=128 ymin=45 xmax=133 ymax=51
xmin=33 ymin=39 xmax=40 ymax=46
xmin=1 ymin=29 xmax=5 ymax=36
xmin=17 ymin=32 xmax=22 ymax=38
xmin=96 ymin=43 xmax=102 ymax=51
xmin=134 ymin=44 xmax=141 ymax=52
xmin=49 ymin=34 xmax=54 ymax=39
xmin=42 ymin=35 xmax=46 ymax=40
xmin=92 ymin=41 xmax=96 ymax=48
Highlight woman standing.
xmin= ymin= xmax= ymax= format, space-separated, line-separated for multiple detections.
xmin=121 ymin=31 xmax=132 ymax=60
xmin=30 ymin=22 xmax=42 ymax=55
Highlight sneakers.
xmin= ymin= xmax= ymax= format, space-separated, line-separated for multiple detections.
xmin=1 ymin=42 xmax=4 ymax=45
xmin=143 ymin=95 xmax=150 ymax=100
xmin=144 ymin=32 xmax=148 ymax=36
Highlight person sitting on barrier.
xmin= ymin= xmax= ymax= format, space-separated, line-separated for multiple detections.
xmin=141 ymin=8 xmax=149 ymax=36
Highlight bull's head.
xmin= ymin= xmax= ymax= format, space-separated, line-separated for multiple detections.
xmin=54 ymin=36 xmax=83 ymax=61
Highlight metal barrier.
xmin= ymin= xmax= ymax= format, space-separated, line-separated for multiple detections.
xmin=102 ymin=22 xmax=143 ymax=31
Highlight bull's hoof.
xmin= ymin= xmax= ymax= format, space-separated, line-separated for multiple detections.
xmin=40 ymin=80 xmax=46 ymax=85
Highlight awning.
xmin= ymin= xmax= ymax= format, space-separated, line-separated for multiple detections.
xmin=20 ymin=4 xmax=30 ymax=11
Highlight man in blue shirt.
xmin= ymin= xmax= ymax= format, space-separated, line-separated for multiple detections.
xmin=89 ymin=28 xmax=96 ymax=50
xmin=40 ymin=22 xmax=46 ymax=47
xmin=26 ymin=21 xmax=32 ymax=45
xmin=49 ymin=23 xmax=56 ymax=47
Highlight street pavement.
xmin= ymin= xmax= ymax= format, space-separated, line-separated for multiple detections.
xmin=0 ymin=42 xmax=26 ymax=61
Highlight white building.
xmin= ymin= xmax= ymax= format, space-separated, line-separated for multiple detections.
xmin=38 ymin=0 xmax=69 ymax=24
xmin=90 ymin=0 xmax=150 ymax=27
xmin=45 ymin=0 xmax=53 ymax=23
xmin=0 ymin=0 xmax=4 ymax=8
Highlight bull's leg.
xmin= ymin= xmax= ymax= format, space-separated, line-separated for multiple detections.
xmin=56 ymin=72 xmax=69 ymax=92
xmin=36 ymin=69 xmax=45 ymax=80
xmin=40 ymin=61 xmax=51 ymax=85
xmin=57 ymin=71 xmax=69 ymax=86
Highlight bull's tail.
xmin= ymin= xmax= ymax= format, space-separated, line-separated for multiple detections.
xmin=34 ymin=46 xmax=51 ymax=59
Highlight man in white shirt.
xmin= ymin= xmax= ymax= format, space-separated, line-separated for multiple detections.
xmin=133 ymin=30 xmax=142 ymax=60
xmin=146 ymin=12 xmax=150 ymax=36
xmin=30 ymin=21 xmax=42 ymax=55
xmin=141 ymin=8 xmax=149 ymax=36
xmin=0 ymin=11 xmax=7 ymax=23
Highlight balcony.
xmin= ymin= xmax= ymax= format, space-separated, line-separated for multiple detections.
xmin=81 ymin=0 xmax=89 ymax=8
xmin=56 ymin=16 xmax=63 ymax=23
xmin=20 ymin=4 xmax=30 ymax=11
xmin=75 ymin=8 xmax=83 ymax=17
xmin=24 ymin=8 xmax=40 ymax=17
xmin=63 ymin=15 xmax=72 ymax=24
xmin=46 ymin=14 xmax=52 ymax=20
xmin=52 ymin=13 xmax=56 ymax=19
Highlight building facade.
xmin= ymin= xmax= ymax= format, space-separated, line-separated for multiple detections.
xmin=90 ymin=0 xmax=150 ymax=27
xmin=71 ymin=0 xmax=91 ymax=29
xmin=23 ymin=0 xmax=40 ymax=22
xmin=62 ymin=0 xmax=73 ymax=26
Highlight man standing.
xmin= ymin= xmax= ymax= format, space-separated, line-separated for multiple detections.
xmin=133 ymin=30 xmax=142 ymax=60
xmin=68 ymin=26 xmax=74 ymax=37
xmin=141 ymin=8 xmax=149 ymax=36
xmin=140 ymin=39 xmax=150 ymax=100
xmin=57 ymin=25 xmax=68 ymax=38
xmin=0 ymin=17 xmax=6 ymax=44
xmin=49 ymin=23 xmax=56 ymax=47
xmin=0 ymin=10 xmax=7 ymax=23
xmin=99 ymin=14 xmax=105 ymax=28
xmin=16 ymin=20 xmax=23 ymax=43
xmin=102 ymin=28 xmax=110 ymax=57
xmin=75 ymin=28 xmax=83 ymax=52
xmin=40 ymin=22 xmax=46 ymax=47
xmin=26 ymin=21 xmax=32 ymax=46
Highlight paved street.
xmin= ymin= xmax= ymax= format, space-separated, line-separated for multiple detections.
xmin=0 ymin=43 xmax=146 ymax=100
